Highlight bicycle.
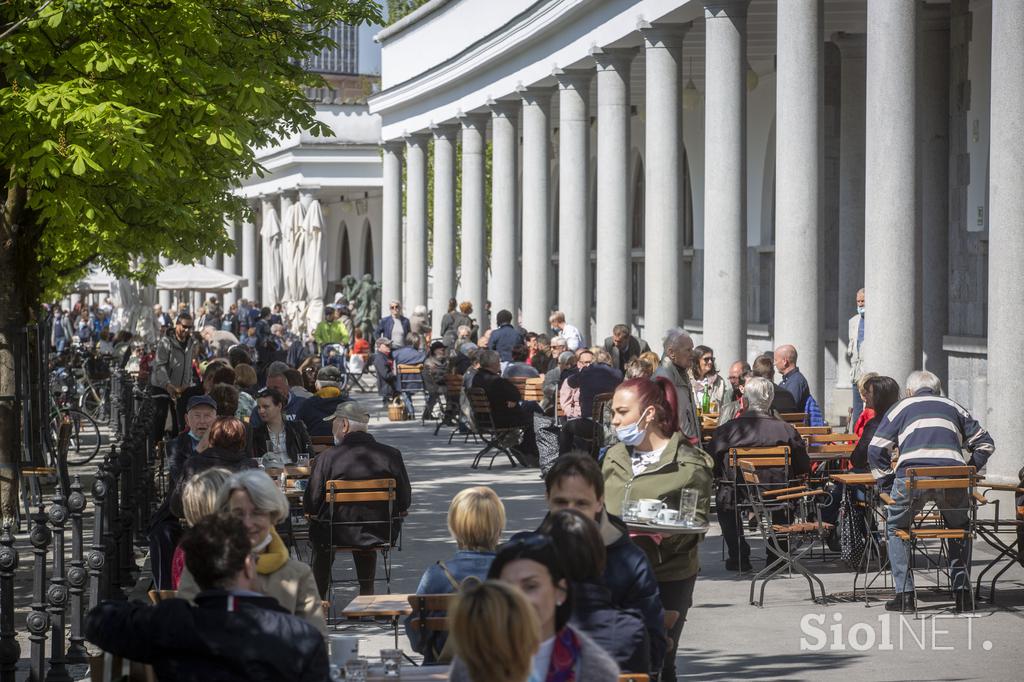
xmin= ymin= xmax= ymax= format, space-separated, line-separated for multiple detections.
xmin=47 ymin=389 xmax=102 ymax=466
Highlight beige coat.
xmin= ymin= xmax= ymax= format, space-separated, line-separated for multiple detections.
xmin=177 ymin=558 xmax=326 ymax=635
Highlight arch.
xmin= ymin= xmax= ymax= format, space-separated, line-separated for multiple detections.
xmin=362 ymin=218 xmax=374 ymax=277
xmin=340 ymin=221 xmax=351 ymax=278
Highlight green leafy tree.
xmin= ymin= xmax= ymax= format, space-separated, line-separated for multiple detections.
xmin=385 ymin=0 xmax=430 ymax=25
xmin=0 ymin=0 xmax=382 ymax=522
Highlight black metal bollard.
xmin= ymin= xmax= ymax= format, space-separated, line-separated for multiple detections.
xmin=45 ymin=490 xmax=71 ymax=682
xmin=101 ymin=449 xmax=120 ymax=597
xmin=28 ymin=506 xmax=51 ymax=682
xmin=117 ymin=442 xmax=136 ymax=589
xmin=88 ymin=463 xmax=108 ymax=609
xmin=0 ymin=525 xmax=21 ymax=682
xmin=65 ymin=476 xmax=88 ymax=663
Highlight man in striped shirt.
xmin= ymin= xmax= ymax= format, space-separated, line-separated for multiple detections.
xmin=867 ymin=370 xmax=995 ymax=612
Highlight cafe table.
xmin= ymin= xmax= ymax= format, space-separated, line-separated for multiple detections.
xmin=339 ymin=594 xmax=414 ymax=651
xmin=625 ymin=519 xmax=710 ymax=536
xmin=973 ymin=480 xmax=1024 ymax=603
xmin=366 ymin=665 xmax=449 ymax=681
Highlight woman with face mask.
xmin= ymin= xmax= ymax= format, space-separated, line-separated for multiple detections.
xmin=600 ymin=376 xmax=713 ymax=682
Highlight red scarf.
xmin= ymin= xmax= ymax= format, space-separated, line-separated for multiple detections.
xmin=546 ymin=627 xmax=581 ymax=682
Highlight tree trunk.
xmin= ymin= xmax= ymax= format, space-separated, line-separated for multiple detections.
xmin=0 ymin=243 xmax=24 ymax=526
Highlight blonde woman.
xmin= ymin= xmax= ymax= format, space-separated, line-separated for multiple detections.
xmin=177 ymin=470 xmax=326 ymax=634
xmin=171 ymin=467 xmax=232 ymax=589
xmin=405 ymin=487 xmax=506 ymax=662
xmin=448 ymin=580 xmax=540 ymax=682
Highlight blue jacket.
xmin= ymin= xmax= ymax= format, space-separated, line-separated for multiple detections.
xmin=867 ymin=388 xmax=995 ymax=488
xmin=375 ymin=316 xmax=411 ymax=343
xmin=487 ymin=324 xmax=523 ymax=363
xmin=404 ymin=550 xmax=495 ymax=663
xmin=778 ymin=367 xmax=811 ymax=409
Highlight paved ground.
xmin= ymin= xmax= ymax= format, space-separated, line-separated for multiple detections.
xmin=338 ymin=393 xmax=1024 ymax=681
xmin=8 ymin=391 xmax=1023 ymax=680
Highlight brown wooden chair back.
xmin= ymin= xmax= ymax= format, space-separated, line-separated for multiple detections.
xmin=326 ymin=478 xmax=397 ymax=504
xmin=905 ymin=466 xmax=976 ymax=492
xmin=728 ymin=446 xmax=791 ymax=471
xmin=407 ymin=593 xmax=457 ymax=640
xmin=779 ymin=412 xmax=809 ymax=424
xmin=523 ymin=377 xmax=545 ymax=402
xmin=591 ymin=392 xmax=615 ymax=423
xmin=147 ymin=589 xmax=178 ymax=604
xmin=807 ymin=442 xmax=857 ymax=455
xmin=795 ymin=425 xmax=831 ymax=436
xmin=805 ymin=433 xmax=857 ymax=444
xmin=509 ymin=376 xmax=529 ymax=399
xmin=618 ymin=674 xmax=650 ymax=682
xmin=311 ymin=435 xmax=334 ymax=454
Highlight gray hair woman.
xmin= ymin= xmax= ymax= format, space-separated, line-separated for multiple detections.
xmin=177 ymin=470 xmax=326 ymax=634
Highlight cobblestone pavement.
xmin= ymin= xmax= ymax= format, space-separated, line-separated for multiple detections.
xmin=8 ymin=394 xmax=1024 ymax=680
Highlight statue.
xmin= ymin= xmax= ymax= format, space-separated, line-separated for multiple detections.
xmin=353 ymin=274 xmax=380 ymax=338
xmin=339 ymin=274 xmax=359 ymax=306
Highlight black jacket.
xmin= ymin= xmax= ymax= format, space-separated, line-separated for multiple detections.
xmin=86 ymin=590 xmax=328 ymax=682
xmin=567 ymin=363 xmax=623 ymax=417
xmin=708 ymin=411 xmax=810 ymax=510
xmin=570 ymin=581 xmax=650 ymax=674
xmin=166 ymin=432 xmax=199 ymax=491
xmin=373 ymin=352 xmax=397 ymax=398
xmin=602 ymin=336 xmax=650 ymax=372
xmin=850 ymin=414 xmax=882 ymax=472
xmin=247 ymin=420 xmax=315 ymax=464
xmin=471 ymin=368 xmax=530 ymax=428
xmin=296 ymin=394 xmax=349 ymax=437
xmin=304 ymin=431 xmax=411 ymax=548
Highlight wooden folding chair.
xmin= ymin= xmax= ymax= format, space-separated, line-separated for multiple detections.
xmin=311 ymin=435 xmax=334 ymax=455
xmin=146 ymin=589 xmax=178 ymax=604
xmin=407 ymin=593 xmax=457 ymax=662
xmin=890 ymin=465 xmax=977 ymax=615
xmin=618 ymin=675 xmax=650 ymax=682
xmin=466 ymin=387 xmax=521 ymax=469
xmin=523 ymin=377 xmax=545 ymax=403
xmin=779 ymin=412 xmax=809 ymax=424
xmin=795 ymin=425 xmax=832 ymax=437
xmin=440 ymin=373 xmax=466 ymax=439
xmin=720 ymin=446 xmax=792 ymax=561
xmin=324 ymin=478 xmax=400 ymax=616
xmin=396 ymin=363 xmax=425 ymax=418
xmin=739 ymin=460 xmax=831 ymax=606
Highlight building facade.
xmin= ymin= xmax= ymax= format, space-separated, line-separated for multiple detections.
xmin=179 ymin=20 xmax=386 ymax=319
xmin=368 ymin=0 xmax=1023 ymax=482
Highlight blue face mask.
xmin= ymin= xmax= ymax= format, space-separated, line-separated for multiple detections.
xmin=616 ymin=408 xmax=653 ymax=447
xmin=188 ymin=430 xmax=203 ymax=443
xmin=857 ymin=306 xmax=865 ymax=315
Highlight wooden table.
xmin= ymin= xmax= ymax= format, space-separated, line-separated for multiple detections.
xmin=829 ymin=472 xmax=876 ymax=486
xmin=339 ymin=594 xmax=413 ymax=651
xmin=368 ymin=666 xmax=449 ymax=681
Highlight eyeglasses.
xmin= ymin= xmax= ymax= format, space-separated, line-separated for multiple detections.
xmin=178 ymin=323 xmax=193 ymax=331
xmin=702 ymin=356 xmax=715 ymax=363
xmin=389 ymin=305 xmax=400 ymax=310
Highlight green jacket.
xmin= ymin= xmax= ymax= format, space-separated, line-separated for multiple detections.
xmin=601 ymin=432 xmax=714 ymax=582
xmin=314 ymin=319 xmax=349 ymax=347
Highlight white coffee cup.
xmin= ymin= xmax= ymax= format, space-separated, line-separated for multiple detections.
xmin=329 ymin=634 xmax=359 ymax=667
xmin=637 ymin=498 xmax=663 ymax=520
xmin=656 ymin=508 xmax=680 ymax=524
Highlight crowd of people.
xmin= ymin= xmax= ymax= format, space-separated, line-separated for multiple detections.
xmin=79 ymin=286 xmax=1006 ymax=682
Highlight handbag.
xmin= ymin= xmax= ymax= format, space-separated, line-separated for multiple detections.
xmin=387 ymin=396 xmax=407 ymax=422
xmin=838 ymin=486 xmax=867 ymax=570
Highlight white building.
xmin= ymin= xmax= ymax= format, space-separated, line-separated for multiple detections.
xmin=368 ymin=0 xmax=1023 ymax=482
xmin=186 ymin=21 xmax=386 ymax=316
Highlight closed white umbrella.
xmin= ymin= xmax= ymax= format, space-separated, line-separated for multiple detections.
xmin=281 ymin=201 xmax=306 ymax=333
xmin=260 ymin=206 xmax=284 ymax=306
xmin=156 ymin=263 xmax=246 ymax=292
xmin=303 ymin=199 xmax=326 ymax=333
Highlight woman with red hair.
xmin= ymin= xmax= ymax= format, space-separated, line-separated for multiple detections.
xmin=600 ymin=376 xmax=713 ymax=682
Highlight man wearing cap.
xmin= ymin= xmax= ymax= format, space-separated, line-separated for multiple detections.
xmin=147 ymin=393 xmax=218 ymax=589
xmin=296 ymin=366 xmax=350 ymax=437
xmin=304 ymin=403 xmax=412 ymax=598
xmin=373 ymin=337 xmax=399 ymax=406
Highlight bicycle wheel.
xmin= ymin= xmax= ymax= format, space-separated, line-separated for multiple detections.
xmin=78 ymin=385 xmax=109 ymax=425
xmin=58 ymin=408 xmax=103 ymax=466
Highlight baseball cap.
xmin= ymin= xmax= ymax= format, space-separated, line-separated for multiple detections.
xmin=187 ymin=395 xmax=217 ymax=412
xmin=323 ymin=401 xmax=370 ymax=424
xmin=317 ymin=366 xmax=342 ymax=382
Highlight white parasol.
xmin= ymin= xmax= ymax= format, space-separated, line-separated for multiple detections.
xmin=281 ymin=201 xmax=306 ymax=333
xmin=260 ymin=204 xmax=284 ymax=306
xmin=303 ymin=199 xmax=326 ymax=333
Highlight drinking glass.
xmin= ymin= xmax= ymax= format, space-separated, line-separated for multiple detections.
xmin=678 ymin=488 xmax=700 ymax=526
xmin=621 ymin=484 xmax=639 ymax=521
xmin=344 ymin=658 xmax=369 ymax=682
xmin=380 ymin=649 xmax=402 ymax=677
xmin=297 ymin=452 xmax=310 ymax=467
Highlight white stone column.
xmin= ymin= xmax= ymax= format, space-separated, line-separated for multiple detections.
xmin=276 ymin=192 xmax=295 ymax=307
xmin=158 ymin=256 xmax=172 ymax=310
xmin=519 ymin=87 xmax=554 ymax=333
xmin=555 ymin=69 xmax=591 ymax=337
xmin=775 ymin=0 xmax=824 ymax=403
xmin=241 ymin=208 xmax=258 ymax=303
xmin=987 ymin=0 xmax=1024 ymax=482
xmin=593 ymin=47 xmax=635 ymax=338
xmin=381 ymin=141 xmax=404 ymax=310
xmin=639 ymin=22 xmax=688 ymax=342
xmin=222 ymin=217 xmax=239 ymax=308
xmin=460 ymin=114 xmax=488 ymax=322
xmin=405 ymin=134 xmax=429 ymax=312
xmin=864 ymin=0 xmax=918 ymax=383
xmin=431 ymin=124 xmax=458 ymax=335
xmin=490 ymin=101 xmax=519 ymax=321
xmin=919 ymin=7 xmax=950 ymax=384
xmin=703 ymin=1 xmax=749 ymax=368
xmin=833 ymin=32 xmax=866 ymax=390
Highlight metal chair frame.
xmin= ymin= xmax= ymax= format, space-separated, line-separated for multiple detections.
xmin=466 ymin=387 xmax=521 ymax=469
